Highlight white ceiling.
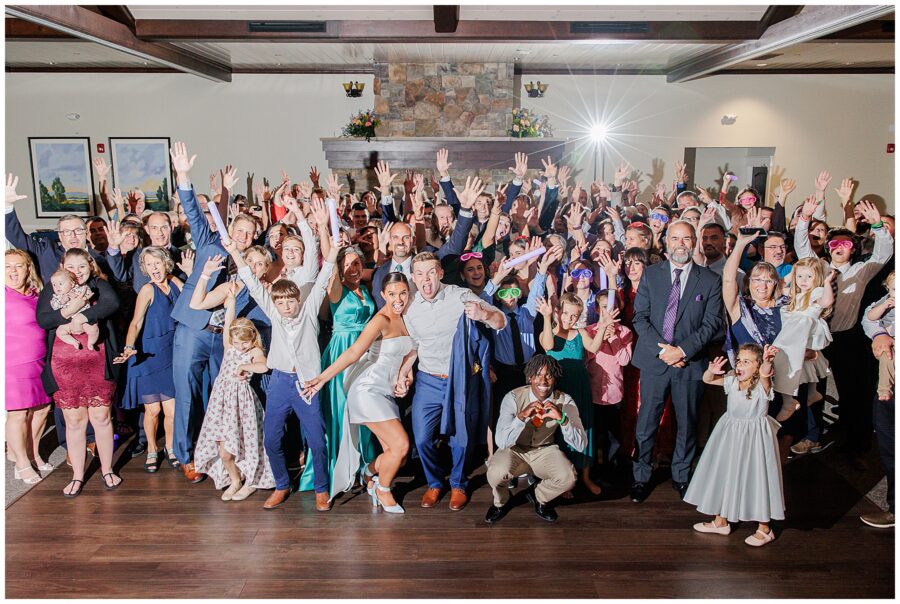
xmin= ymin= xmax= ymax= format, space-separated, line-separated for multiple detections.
xmin=7 ymin=39 xmax=894 ymax=71
xmin=126 ymin=4 xmax=770 ymax=22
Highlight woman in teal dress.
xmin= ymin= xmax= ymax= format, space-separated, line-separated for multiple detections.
xmin=298 ymin=246 xmax=376 ymax=496
xmin=537 ymin=292 xmax=606 ymax=496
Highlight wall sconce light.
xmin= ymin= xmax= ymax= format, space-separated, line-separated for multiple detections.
xmin=721 ymin=114 xmax=738 ymax=125
xmin=524 ymin=81 xmax=548 ymax=98
xmin=343 ymin=81 xmax=365 ymax=97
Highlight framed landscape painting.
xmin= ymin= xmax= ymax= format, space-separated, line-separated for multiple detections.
xmin=109 ymin=137 xmax=172 ymax=211
xmin=28 ymin=137 xmax=94 ymax=218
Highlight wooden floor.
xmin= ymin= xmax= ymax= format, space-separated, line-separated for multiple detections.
xmin=6 ymin=442 xmax=894 ymax=599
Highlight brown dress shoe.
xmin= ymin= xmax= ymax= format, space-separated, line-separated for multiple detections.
xmin=421 ymin=487 xmax=443 ymax=508
xmin=181 ymin=462 xmax=205 ymax=484
xmin=449 ymin=488 xmax=468 ymax=511
xmin=264 ymin=488 xmax=291 ymax=509
xmin=315 ymin=491 xmax=332 ymax=512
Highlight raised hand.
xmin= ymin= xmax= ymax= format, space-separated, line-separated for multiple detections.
xmin=103 ymin=220 xmax=125 ymax=249
xmin=298 ymin=180 xmax=313 ymax=201
xmin=176 ymin=249 xmax=195 ymax=276
xmin=695 ymin=186 xmax=714 ymax=205
xmin=800 ymin=194 xmax=819 ymax=220
xmin=310 ymin=197 xmax=330 ymax=227
xmin=93 ymin=157 xmax=111 ymax=182
xmin=453 ymin=176 xmax=486 ymax=210
xmin=169 ymin=142 xmax=197 ymax=177
xmin=509 ymin=151 xmax=529 ymax=180
xmin=209 ymin=173 xmax=221 ymax=196
xmin=777 ymin=178 xmax=796 ymax=198
xmin=708 ymin=356 xmax=728 ymax=375
xmin=674 ymin=159 xmax=688 ymax=184
xmin=833 ymin=178 xmax=855 ymax=207
xmin=762 ymin=344 xmax=779 ymax=364
xmin=570 ymin=180 xmax=583 ymax=205
xmin=565 ymin=203 xmax=585 ymax=230
xmin=403 ymin=170 xmax=415 ymax=194
xmin=374 ymin=160 xmax=397 ymax=196
xmin=202 ymin=254 xmax=226 ymax=277
xmin=614 ymin=161 xmax=630 ymax=187
xmin=745 ymin=206 xmax=762 ymax=228
xmin=857 ymin=199 xmax=882 ymax=225
xmin=558 ymin=164 xmax=572 ymax=187
xmin=436 ymin=148 xmax=452 ymax=178
xmin=221 ymin=165 xmax=238 ymax=191
xmin=814 ymin=170 xmax=832 ymax=193
xmin=495 ymin=182 xmax=509 ymax=205
xmin=326 ymin=173 xmax=343 ymax=201
xmin=308 ymin=166 xmax=320 ymax=187
xmin=280 ymin=169 xmax=290 ymax=186
xmin=536 ymin=295 xmax=554 ymax=318
xmin=540 ymin=156 xmax=558 ymax=180
xmin=597 ymin=250 xmax=621 ymax=283
xmin=430 ymin=174 xmax=440 ymax=194
xmin=5 ymin=173 xmax=27 ymax=207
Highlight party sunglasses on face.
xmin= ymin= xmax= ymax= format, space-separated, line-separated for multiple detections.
xmin=827 ymin=239 xmax=854 ymax=251
xmin=649 ymin=213 xmax=670 ymax=224
xmin=738 ymin=196 xmax=758 ymax=205
xmin=459 ymin=251 xmax=483 ymax=262
xmin=497 ymin=287 xmax=522 ymax=300
xmin=570 ymin=268 xmax=593 ymax=280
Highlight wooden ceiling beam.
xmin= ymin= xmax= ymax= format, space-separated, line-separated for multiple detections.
xmin=433 ymin=6 xmax=460 ymax=33
xmin=5 ymin=5 xmax=232 ymax=82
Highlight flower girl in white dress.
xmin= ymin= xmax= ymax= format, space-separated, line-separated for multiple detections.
xmin=684 ymin=343 xmax=784 ymax=547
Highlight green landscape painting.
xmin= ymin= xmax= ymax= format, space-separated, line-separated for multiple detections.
xmin=29 ymin=138 xmax=94 ymax=218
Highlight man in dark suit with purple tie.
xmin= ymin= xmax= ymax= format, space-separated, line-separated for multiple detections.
xmin=630 ymin=220 xmax=723 ymax=502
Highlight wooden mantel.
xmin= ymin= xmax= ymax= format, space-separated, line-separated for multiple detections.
xmin=321 ymin=137 xmax=568 ymax=170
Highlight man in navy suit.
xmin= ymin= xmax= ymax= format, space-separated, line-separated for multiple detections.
xmin=630 ymin=220 xmax=723 ymax=502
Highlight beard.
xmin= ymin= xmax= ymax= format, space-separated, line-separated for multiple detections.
xmin=669 ymin=247 xmax=691 ymax=264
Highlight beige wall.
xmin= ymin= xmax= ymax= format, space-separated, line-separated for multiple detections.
xmin=528 ymin=73 xmax=894 ymax=219
xmin=5 ymin=72 xmax=893 ymax=231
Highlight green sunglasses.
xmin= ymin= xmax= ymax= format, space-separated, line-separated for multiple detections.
xmin=497 ymin=287 xmax=522 ymax=300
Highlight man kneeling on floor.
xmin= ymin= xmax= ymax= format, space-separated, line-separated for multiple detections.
xmin=485 ymin=354 xmax=586 ymax=524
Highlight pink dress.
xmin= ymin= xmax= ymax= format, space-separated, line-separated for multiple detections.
xmin=5 ymin=286 xmax=51 ymax=410
xmin=586 ymin=322 xmax=634 ymax=405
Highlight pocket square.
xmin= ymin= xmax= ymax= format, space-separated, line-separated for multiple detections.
xmin=695 ymin=294 xmax=704 ymax=302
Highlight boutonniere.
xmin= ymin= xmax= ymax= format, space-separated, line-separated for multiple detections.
xmin=695 ymin=294 xmax=704 ymax=302
xmin=472 ymin=361 xmax=482 ymax=375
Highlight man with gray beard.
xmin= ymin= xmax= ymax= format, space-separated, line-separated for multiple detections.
xmin=628 ymin=220 xmax=723 ymax=503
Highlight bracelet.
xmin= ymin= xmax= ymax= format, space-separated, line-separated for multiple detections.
xmin=872 ymin=221 xmax=884 ymax=229
xmin=124 ymin=345 xmax=136 ymax=352
xmin=199 ymin=275 xmax=210 ymax=280
xmin=558 ymin=410 xmax=567 ymax=425
xmin=759 ymin=370 xmax=774 ymax=378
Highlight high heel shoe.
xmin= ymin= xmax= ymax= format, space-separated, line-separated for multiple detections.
xmin=14 ymin=465 xmax=41 ymax=485
xmin=373 ymin=477 xmax=405 ymax=514
xmin=361 ymin=464 xmax=377 ymax=506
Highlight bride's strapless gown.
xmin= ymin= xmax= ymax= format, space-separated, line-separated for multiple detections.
xmin=332 ymin=336 xmax=414 ymax=497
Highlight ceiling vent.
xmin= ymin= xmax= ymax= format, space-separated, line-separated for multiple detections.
xmin=248 ymin=21 xmax=327 ymax=33
xmin=570 ymin=22 xmax=650 ymax=34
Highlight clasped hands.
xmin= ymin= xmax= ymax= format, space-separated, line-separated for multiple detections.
xmin=517 ymin=401 xmax=563 ymax=423
xmin=658 ymin=343 xmax=687 ymax=367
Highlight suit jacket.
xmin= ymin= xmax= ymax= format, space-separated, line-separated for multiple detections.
xmin=632 ymin=261 xmax=723 ymax=381
xmin=371 ymin=209 xmax=476 ymax=309
xmin=441 ymin=315 xmax=493 ymax=447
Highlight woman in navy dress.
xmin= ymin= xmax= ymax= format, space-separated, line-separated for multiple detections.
xmin=114 ymin=247 xmax=182 ymax=472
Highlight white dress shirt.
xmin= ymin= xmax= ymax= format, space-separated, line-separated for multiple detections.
xmin=404 ymin=283 xmax=506 ymax=375
xmin=670 ymin=260 xmax=693 ymax=297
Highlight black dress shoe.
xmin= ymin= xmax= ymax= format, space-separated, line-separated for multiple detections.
xmin=524 ymin=489 xmax=558 ymax=522
xmin=484 ymin=505 xmax=507 ymax=524
xmin=630 ymin=481 xmax=650 ymax=503
xmin=672 ymin=481 xmax=689 ymax=500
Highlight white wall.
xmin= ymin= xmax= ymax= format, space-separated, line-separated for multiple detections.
xmin=5 ymin=72 xmax=894 ymax=231
xmin=527 ymin=73 xmax=894 ymax=218
xmin=5 ymin=73 xmax=374 ymax=230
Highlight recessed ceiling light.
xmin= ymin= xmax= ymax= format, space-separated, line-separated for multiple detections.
xmin=846 ymin=61 xmax=854 ymax=65
xmin=48 ymin=61 xmax=55 ymax=65
xmin=142 ymin=61 xmax=148 ymax=65
xmin=515 ymin=49 xmax=531 ymax=55
xmin=757 ymin=62 xmax=768 ymax=67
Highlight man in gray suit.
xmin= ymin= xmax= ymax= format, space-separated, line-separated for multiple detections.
xmin=630 ymin=220 xmax=723 ymax=503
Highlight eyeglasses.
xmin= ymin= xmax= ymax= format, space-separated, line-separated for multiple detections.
xmin=460 ymin=251 xmax=483 ymax=262
xmin=738 ymin=196 xmax=758 ymax=205
xmin=649 ymin=213 xmax=670 ymax=224
xmin=570 ymin=268 xmax=593 ymax=280
xmin=763 ymin=245 xmax=786 ymax=251
xmin=827 ymin=239 xmax=854 ymax=251
xmin=497 ymin=287 xmax=522 ymax=300
xmin=750 ymin=277 xmax=776 ymax=285
xmin=58 ymin=228 xmax=86 ymax=237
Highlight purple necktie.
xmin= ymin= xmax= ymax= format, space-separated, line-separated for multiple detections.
xmin=662 ymin=268 xmax=683 ymax=343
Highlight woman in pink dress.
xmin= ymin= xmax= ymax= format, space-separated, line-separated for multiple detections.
xmin=5 ymin=249 xmax=52 ymax=485
xmin=36 ymin=249 xmax=122 ymax=497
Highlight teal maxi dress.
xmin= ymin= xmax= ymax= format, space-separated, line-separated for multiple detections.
xmin=546 ymin=333 xmax=595 ymax=470
xmin=298 ymin=286 xmax=376 ymax=495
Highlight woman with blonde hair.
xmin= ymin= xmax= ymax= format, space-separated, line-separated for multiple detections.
xmin=5 ymin=249 xmax=53 ymax=484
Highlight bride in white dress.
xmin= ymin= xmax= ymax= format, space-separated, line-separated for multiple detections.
xmin=303 ymin=272 xmax=416 ymax=513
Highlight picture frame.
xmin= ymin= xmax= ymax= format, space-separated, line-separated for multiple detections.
xmin=28 ymin=137 xmax=95 ymax=218
xmin=108 ymin=137 xmax=173 ymax=212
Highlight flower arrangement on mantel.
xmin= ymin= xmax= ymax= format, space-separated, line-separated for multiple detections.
xmin=509 ymin=107 xmax=553 ymax=138
xmin=341 ymin=110 xmax=382 ymax=142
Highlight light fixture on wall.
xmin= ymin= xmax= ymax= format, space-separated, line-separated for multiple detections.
xmin=524 ymin=81 xmax=548 ymax=98
xmin=343 ymin=81 xmax=365 ymax=97
xmin=721 ymin=114 xmax=738 ymax=125
xmin=65 ymin=113 xmax=80 ymax=121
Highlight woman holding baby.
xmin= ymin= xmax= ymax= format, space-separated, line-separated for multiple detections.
xmin=36 ymin=248 xmax=123 ymax=497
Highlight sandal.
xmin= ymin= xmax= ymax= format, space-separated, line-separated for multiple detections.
xmin=144 ymin=452 xmax=161 ymax=473
xmin=102 ymin=472 xmax=123 ymax=490
xmin=165 ymin=449 xmax=181 ymax=469
xmin=63 ymin=479 xmax=84 ymax=498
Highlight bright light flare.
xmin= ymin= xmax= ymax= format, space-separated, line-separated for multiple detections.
xmin=589 ymin=123 xmax=608 ymax=143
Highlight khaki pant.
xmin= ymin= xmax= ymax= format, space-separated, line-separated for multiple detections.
xmin=878 ymin=351 xmax=895 ymax=398
xmin=486 ymin=445 xmax=576 ymax=507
